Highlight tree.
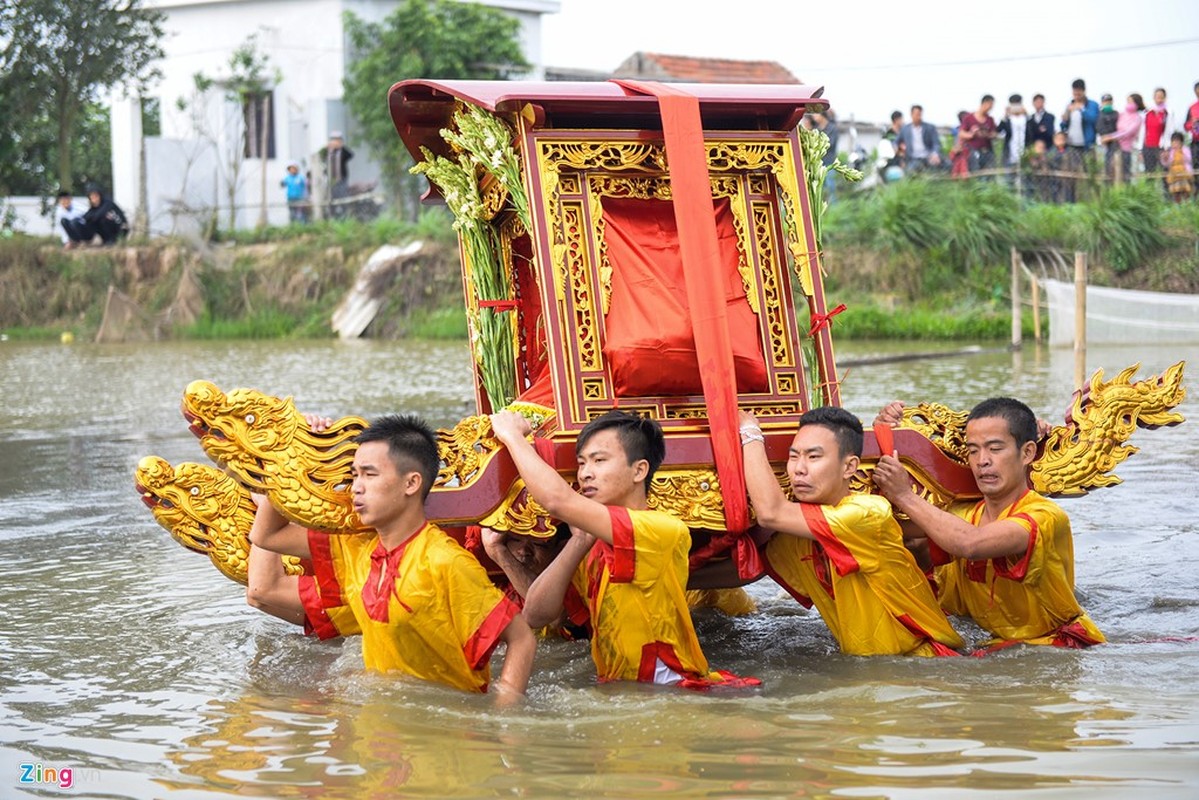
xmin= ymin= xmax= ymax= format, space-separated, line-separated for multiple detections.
xmin=0 ymin=0 xmax=164 ymax=193
xmin=342 ymin=0 xmax=529 ymax=218
xmin=183 ymin=35 xmax=278 ymax=231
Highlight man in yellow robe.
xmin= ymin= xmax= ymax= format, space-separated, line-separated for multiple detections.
xmin=740 ymin=406 xmax=964 ymax=656
xmin=873 ymin=397 xmax=1104 ymax=650
xmin=490 ymin=409 xmax=758 ymax=687
xmin=250 ymin=414 xmax=535 ymax=701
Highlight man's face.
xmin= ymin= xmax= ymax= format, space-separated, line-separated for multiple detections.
xmin=576 ymin=429 xmax=645 ymax=507
xmin=88 ymin=192 xmax=101 ymax=207
xmin=351 ymin=441 xmax=418 ymax=530
xmin=1033 ymin=96 xmax=1045 ymax=112
xmin=1072 ymin=87 xmax=1085 ymax=103
xmin=329 ymin=136 xmax=343 ymax=149
xmin=58 ymin=196 xmax=71 ymax=209
xmin=981 ymin=98 xmax=994 ymax=114
xmin=505 ymin=534 xmax=560 ymax=573
xmin=964 ymin=416 xmax=1035 ymax=501
xmin=1154 ymin=89 xmax=1166 ymax=106
xmin=910 ymin=108 xmax=922 ymax=125
xmin=786 ymin=424 xmax=855 ymax=505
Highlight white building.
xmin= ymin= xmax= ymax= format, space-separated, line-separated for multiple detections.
xmin=111 ymin=0 xmax=559 ymax=235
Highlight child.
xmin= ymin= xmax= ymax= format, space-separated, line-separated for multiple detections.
xmin=1047 ymin=130 xmax=1072 ymax=203
xmin=280 ymin=162 xmax=308 ymax=223
xmin=54 ymin=191 xmax=85 ymax=248
xmin=1162 ymin=132 xmax=1194 ymax=203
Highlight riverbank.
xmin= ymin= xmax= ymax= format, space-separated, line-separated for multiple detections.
xmin=3 ymin=185 xmax=1196 ymax=343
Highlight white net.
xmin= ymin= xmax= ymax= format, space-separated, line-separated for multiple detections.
xmin=1043 ymin=279 xmax=1199 ymax=346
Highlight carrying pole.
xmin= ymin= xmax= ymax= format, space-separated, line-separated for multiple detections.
xmin=1031 ymin=274 xmax=1042 ymax=344
xmin=1073 ymin=251 xmax=1087 ymax=388
xmin=1010 ymin=248 xmax=1022 ymax=350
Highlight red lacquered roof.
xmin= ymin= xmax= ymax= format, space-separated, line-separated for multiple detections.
xmin=388 ymin=79 xmax=827 ymax=164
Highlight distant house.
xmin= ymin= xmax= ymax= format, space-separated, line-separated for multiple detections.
xmin=111 ymin=0 xmax=559 ymax=235
xmin=612 ymin=52 xmax=801 ymax=84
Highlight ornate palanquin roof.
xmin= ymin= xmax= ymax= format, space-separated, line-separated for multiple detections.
xmin=388 ymin=79 xmax=827 ymax=165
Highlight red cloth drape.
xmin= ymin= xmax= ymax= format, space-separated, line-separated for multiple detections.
xmin=600 ymin=197 xmax=767 ymax=397
xmin=609 ymin=79 xmax=753 ymax=537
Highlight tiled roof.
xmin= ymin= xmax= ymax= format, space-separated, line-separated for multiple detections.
xmin=613 ymin=52 xmax=800 ymax=84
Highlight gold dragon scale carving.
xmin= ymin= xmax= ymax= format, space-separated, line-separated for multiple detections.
xmin=135 ymin=455 xmax=303 ymax=585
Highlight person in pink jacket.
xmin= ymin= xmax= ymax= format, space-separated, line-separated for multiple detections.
xmin=1100 ymin=93 xmax=1144 ymax=183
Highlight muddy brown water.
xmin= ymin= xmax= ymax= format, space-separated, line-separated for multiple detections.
xmin=1 ymin=338 xmax=1196 ymax=799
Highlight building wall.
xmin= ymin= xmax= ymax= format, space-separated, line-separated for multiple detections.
xmin=111 ymin=0 xmax=558 ymax=234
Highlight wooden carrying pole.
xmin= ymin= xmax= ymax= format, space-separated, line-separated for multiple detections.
xmin=1031 ymin=274 xmax=1042 ymax=344
xmin=1074 ymin=251 xmax=1087 ymax=388
xmin=1010 ymin=248 xmax=1022 ymax=350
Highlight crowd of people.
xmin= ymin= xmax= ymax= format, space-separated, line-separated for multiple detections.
xmin=242 ymin=397 xmax=1102 ymax=703
xmin=875 ymin=78 xmax=1198 ymax=204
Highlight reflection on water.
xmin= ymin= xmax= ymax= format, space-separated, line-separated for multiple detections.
xmin=1 ymin=339 xmax=1197 ymax=798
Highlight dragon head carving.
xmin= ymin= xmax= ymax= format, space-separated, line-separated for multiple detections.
xmin=135 ymin=455 xmax=303 ymax=584
xmin=180 ymin=380 xmax=369 ymax=532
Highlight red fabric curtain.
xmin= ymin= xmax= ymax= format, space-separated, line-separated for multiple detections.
xmin=600 ymin=196 xmax=767 ymax=397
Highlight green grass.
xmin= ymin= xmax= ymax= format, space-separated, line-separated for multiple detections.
xmin=407 ymin=306 xmax=468 ymax=339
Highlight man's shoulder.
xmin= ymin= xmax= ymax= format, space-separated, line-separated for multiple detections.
xmin=629 ymin=507 xmax=687 ymax=532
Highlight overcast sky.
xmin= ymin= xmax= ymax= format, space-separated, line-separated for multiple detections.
xmin=541 ymin=0 xmax=1199 ymax=129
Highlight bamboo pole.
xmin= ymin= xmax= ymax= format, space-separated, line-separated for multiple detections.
xmin=1031 ymin=274 xmax=1042 ymax=344
xmin=1074 ymin=251 xmax=1087 ymax=388
xmin=1010 ymin=247 xmax=1022 ymax=350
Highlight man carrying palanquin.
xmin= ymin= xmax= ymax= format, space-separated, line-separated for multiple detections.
xmin=249 ymin=413 xmax=535 ymax=703
xmin=740 ymin=405 xmax=964 ymax=657
xmin=872 ymin=397 xmax=1104 ymax=651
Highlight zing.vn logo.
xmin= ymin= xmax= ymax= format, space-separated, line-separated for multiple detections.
xmin=19 ymin=762 xmax=80 ymax=789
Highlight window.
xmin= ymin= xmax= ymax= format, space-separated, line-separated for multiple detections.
xmin=242 ymin=91 xmax=275 ymax=159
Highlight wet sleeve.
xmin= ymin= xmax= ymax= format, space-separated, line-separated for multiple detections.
xmin=442 ymin=546 xmax=522 ymax=670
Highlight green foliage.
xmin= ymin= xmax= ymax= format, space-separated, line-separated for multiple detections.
xmin=212 ymin=211 xmax=455 ymax=249
xmin=1084 ymin=182 xmax=1170 ymax=273
xmin=342 ymin=0 xmax=529 ymax=215
xmin=0 ymin=0 xmax=164 ymax=192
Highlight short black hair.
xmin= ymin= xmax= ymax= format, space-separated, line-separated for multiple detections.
xmin=1033 ymin=93 xmax=1045 ymax=101
xmin=1009 ymin=93 xmax=1022 ymax=104
xmin=967 ymin=397 xmax=1038 ymax=448
xmin=355 ymin=413 xmax=440 ymax=500
xmin=910 ymin=104 xmax=922 ymax=113
xmin=57 ymin=190 xmax=72 ymax=199
xmin=891 ymin=110 xmax=904 ymax=121
xmin=981 ymin=94 xmax=995 ymax=104
xmin=1072 ymin=79 xmax=1086 ymax=91
xmin=577 ymin=410 xmax=666 ymax=486
xmin=798 ymin=406 xmax=863 ymax=459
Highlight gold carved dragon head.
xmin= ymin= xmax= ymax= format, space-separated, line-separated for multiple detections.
xmin=134 ymin=455 xmax=303 ymax=584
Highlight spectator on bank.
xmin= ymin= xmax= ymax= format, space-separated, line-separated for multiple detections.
xmin=1062 ymin=79 xmax=1101 ymax=151
xmin=1101 ymin=93 xmax=1144 ymax=182
xmin=61 ymin=185 xmax=129 ymax=246
xmin=54 ymin=191 xmax=85 ymax=249
xmin=281 ymin=161 xmax=309 ymax=223
xmin=1026 ymin=139 xmax=1052 ymax=202
xmin=950 ymin=111 xmax=972 ymax=178
xmin=883 ymin=110 xmax=904 ymax=142
xmin=959 ymin=94 xmax=998 ymax=172
xmin=321 ymin=131 xmax=354 ymax=218
xmin=997 ymin=94 xmax=1029 ymax=171
xmin=1047 ymin=130 xmax=1071 ymax=203
xmin=1096 ymin=93 xmax=1120 ymax=175
xmin=1026 ymin=93 xmax=1056 ymax=151
xmin=1185 ymin=81 xmax=1199 ymax=172
xmin=896 ymin=104 xmax=943 ymax=173
xmin=1142 ymin=88 xmax=1170 ymax=175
